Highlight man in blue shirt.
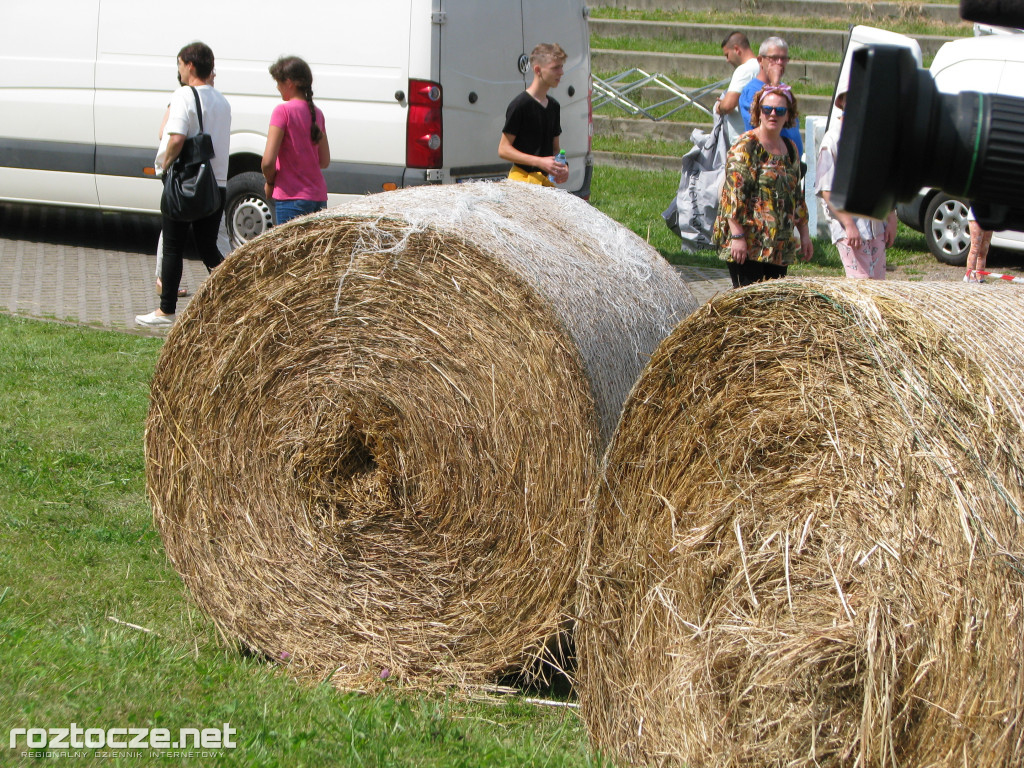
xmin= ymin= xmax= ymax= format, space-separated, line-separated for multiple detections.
xmin=739 ymin=36 xmax=803 ymax=160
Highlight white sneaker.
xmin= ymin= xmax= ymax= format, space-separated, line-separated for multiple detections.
xmin=135 ymin=310 xmax=175 ymax=327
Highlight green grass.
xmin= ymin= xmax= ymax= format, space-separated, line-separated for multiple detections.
xmin=589 ymin=6 xmax=972 ymax=38
xmin=589 ymin=166 xmax=723 ymax=268
xmin=588 ymin=164 xmax=929 ymax=273
xmin=0 ymin=316 xmax=607 ymax=767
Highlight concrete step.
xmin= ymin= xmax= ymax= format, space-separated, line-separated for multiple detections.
xmin=592 ymin=0 xmax=967 ymax=26
xmin=590 ymin=18 xmax=957 ymax=59
xmin=595 ymin=86 xmax=834 ymax=116
xmin=593 ymin=48 xmax=840 ymax=86
xmin=594 ymin=114 xmax=705 ymax=143
xmin=593 ymin=109 xmax=831 ymax=146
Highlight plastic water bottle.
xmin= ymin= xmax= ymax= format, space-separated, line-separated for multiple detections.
xmin=549 ymin=150 xmax=566 ymax=183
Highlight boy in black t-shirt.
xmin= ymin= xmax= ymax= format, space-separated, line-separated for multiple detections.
xmin=499 ymin=43 xmax=569 ymax=186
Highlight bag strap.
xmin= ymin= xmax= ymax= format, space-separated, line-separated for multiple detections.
xmin=189 ymin=85 xmax=204 ymax=133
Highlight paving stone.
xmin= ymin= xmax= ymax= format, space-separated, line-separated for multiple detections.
xmin=0 ymin=205 xmax=208 ymax=334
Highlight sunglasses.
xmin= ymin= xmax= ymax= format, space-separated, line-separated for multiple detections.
xmin=763 ymin=55 xmax=790 ymax=63
xmin=761 ymin=105 xmax=788 ymax=116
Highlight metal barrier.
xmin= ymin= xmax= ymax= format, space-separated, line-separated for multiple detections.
xmin=592 ymin=69 xmax=728 ymax=121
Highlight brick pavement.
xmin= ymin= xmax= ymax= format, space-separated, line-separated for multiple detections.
xmin=0 ymin=204 xmax=220 ymax=334
xmin=0 ymin=203 xmax=732 ymax=335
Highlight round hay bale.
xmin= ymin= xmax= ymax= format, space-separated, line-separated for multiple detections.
xmin=579 ymin=279 xmax=1024 ymax=767
xmin=145 ymin=181 xmax=695 ymax=687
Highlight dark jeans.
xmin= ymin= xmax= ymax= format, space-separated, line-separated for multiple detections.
xmin=728 ymin=260 xmax=788 ymax=289
xmin=159 ymin=188 xmax=226 ymax=315
xmin=273 ymin=198 xmax=327 ymax=226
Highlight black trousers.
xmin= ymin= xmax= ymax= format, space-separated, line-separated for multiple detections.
xmin=159 ymin=188 xmax=226 ymax=315
xmin=727 ymin=260 xmax=788 ymax=289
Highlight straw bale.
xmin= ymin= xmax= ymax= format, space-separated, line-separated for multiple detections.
xmin=578 ymin=279 xmax=1024 ymax=767
xmin=145 ymin=181 xmax=695 ymax=688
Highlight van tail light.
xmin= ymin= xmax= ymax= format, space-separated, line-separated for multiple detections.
xmin=407 ymin=79 xmax=443 ymax=169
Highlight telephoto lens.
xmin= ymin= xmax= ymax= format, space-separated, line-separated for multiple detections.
xmin=833 ymin=44 xmax=1024 ymax=230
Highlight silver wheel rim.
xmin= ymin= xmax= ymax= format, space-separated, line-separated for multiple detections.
xmin=930 ymin=199 xmax=970 ymax=257
xmin=229 ymin=196 xmax=273 ymax=247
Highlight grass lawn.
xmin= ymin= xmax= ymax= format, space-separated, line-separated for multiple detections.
xmin=0 ymin=316 xmax=606 ymax=767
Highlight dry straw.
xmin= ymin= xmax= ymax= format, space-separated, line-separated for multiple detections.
xmin=145 ymin=181 xmax=695 ymax=688
xmin=579 ymin=278 xmax=1024 ymax=767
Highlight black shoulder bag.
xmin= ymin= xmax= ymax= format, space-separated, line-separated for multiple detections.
xmin=161 ymin=86 xmax=220 ymax=222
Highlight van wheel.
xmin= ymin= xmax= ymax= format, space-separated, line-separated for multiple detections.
xmin=925 ymin=193 xmax=970 ymax=266
xmin=224 ymin=172 xmax=273 ymax=248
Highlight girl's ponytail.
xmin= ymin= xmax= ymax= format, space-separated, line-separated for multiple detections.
xmin=304 ymin=87 xmax=322 ymax=144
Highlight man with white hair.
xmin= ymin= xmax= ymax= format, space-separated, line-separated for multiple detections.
xmin=738 ymin=36 xmax=803 ymax=159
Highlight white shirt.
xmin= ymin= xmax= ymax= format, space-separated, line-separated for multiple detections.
xmin=723 ymin=58 xmax=759 ymax=146
xmin=164 ymin=84 xmax=232 ymax=185
xmin=814 ymin=119 xmax=887 ymax=243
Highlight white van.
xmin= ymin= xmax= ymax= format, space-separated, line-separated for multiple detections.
xmin=896 ymin=30 xmax=1024 ymax=264
xmin=0 ymin=0 xmax=593 ymax=247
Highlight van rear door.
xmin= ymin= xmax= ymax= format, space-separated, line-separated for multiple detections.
xmin=521 ymin=0 xmax=592 ymax=195
xmin=436 ymin=0 xmax=591 ymax=194
xmin=435 ymin=1 xmax=529 ymax=184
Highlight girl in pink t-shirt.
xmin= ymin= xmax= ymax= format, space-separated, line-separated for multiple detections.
xmin=261 ymin=56 xmax=331 ymax=225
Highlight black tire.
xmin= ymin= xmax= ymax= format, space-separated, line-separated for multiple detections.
xmin=896 ymin=200 xmax=923 ymax=232
xmin=224 ymin=171 xmax=273 ymax=249
xmin=924 ymin=193 xmax=970 ymax=266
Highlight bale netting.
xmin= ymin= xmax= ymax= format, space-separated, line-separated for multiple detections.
xmin=578 ymin=278 xmax=1024 ymax=768
xmin=145 ymin=181 xmax=696 ymax=688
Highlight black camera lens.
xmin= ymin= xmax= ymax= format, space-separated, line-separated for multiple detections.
xmin=832 ymin=44 xmax=1024 ymax=230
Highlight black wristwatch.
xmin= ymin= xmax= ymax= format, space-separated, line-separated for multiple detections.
xmin=730 ymin=233 xmax=744 ymax=239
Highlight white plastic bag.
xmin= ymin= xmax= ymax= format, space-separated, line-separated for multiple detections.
xmin=663 ymin=113 xmax=731 ymax=252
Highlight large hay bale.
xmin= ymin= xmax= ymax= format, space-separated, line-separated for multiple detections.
xmin=146 ymin=181 xmax=695 ymax=687
xmin=579 ymin=279 xmax=1024 ymax=767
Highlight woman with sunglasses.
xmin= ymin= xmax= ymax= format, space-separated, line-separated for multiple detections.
xmin=712 ymin=84 xmax=813 ymax=288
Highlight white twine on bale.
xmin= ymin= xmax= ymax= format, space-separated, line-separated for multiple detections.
xmin=325 ymin=182 xmax=661 ymax=282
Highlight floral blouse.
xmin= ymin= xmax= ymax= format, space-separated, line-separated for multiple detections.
xmin=712 ymin=131 xmax=808 ymax=265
